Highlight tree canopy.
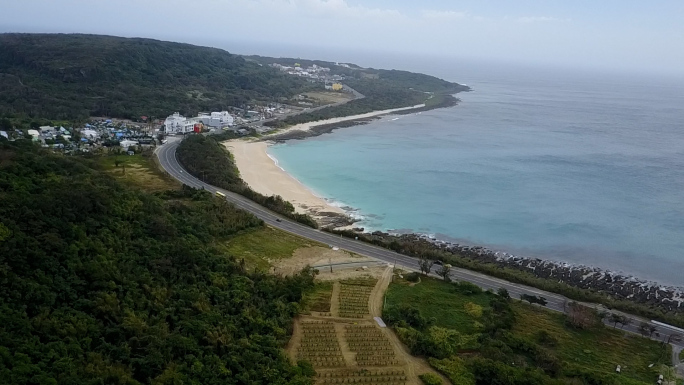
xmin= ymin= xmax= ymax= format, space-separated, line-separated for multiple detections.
xmin=0 ymin=140 xmax=316 ymax=384
xmin=0 ymin=33 xmax=315 ymax=120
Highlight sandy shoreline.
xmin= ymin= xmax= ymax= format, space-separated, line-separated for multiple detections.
xmin=224 ymin=106 xmax=424 ymax=227
xmin=225 ymin=139 xmax=355 ymax=228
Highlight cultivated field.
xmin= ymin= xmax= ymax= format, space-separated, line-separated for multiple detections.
xmin=288 ymin=266 xmax=446 ymax=385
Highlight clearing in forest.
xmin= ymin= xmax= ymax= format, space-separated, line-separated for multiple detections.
xmin=288 ymin=266 xmax=448 ymax=385
xmin=304 ymin=91 xmax=354 ymax=105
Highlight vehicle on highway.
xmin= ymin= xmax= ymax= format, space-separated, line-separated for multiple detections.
xmin=215 ymin=191 xmax=226 ymax=198
xmin=275 ymin=218 xmax=282 ymax=222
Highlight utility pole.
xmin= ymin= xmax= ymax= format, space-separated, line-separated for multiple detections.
xmin=329 ymin=257 xmax=332 ymax=273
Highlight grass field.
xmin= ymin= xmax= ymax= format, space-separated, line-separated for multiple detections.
xmin=385 ymin=277 xmax=491 ymax=335
xmin=223 ymin=226 xmax=320 ymax=270
xmin=386 ymin=276 xmax=670 ymax=384
xmin=680 ymin=349 xmax=684 ymax=361
xmin=512 ymin=302 xmax=668 ymax=383
xmin=303 ymin=91 xmax=353 ymax=105
xmin=97 ymin=152 xmax=179 ymax=192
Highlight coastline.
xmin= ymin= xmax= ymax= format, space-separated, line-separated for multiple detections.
xmin=263 ymin=103 xmax=425 ymax=141
xmin=223 ymin=103 xmax=684 ymax=315
xmin=223 ymin=105 xmax=427 ymax=228
xmin=223 ymin=140 xmax=354 ymax=228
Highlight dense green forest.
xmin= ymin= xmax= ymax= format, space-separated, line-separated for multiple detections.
xmin=0 ymin=34 xmax=316 ymax=120
xmin=0 ymin=140 xmax=317 ymax=384
xmin=176 ymin=135 xmax=319 ymax=228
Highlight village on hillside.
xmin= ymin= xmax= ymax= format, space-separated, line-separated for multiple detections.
xmin=0 ymin=61 xmax=353 ymax=153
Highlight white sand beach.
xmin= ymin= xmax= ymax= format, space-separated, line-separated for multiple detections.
xmin=224 ymin=106 xmax=424 ymax=226
xmin=224 ymin=140 xmax=349 ymax=226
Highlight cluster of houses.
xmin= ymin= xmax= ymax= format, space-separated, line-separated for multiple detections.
xmin=270 ymin=62 xmax=345 ymax=84
xmin=0 ymin=119 xmax=158 ymax=153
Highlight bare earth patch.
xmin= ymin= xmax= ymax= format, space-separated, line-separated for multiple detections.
xmin=304 ymin=91 xmax=354 ymax=105
xmin=274 ymin=246 xmax=374 ymax=276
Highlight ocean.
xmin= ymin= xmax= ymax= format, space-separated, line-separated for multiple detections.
xmin=268 ymin=61 xmax=684 ymax=286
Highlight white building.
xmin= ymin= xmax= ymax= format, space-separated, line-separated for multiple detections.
xmin=120 ymin=139 xmax=138 ymax=148
xmin=213 ymin=111 xmax=234 ymax=127
xmin=197 ymin=111 xmax=234 ymax=128
xmin=164 ymin=112 xmax=195 ymax=134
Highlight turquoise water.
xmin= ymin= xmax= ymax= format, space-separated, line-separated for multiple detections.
xmin=268 ymin=64 xmax=684 ymax=286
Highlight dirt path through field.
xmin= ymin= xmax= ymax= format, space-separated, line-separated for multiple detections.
xmin=289 ymin=266 xmax=450 ymax=385
xmin=369 ymin=266 xmax=393 ymax=317
xmin=334 ymin=322 xmax=356 ymax=367
xmin=330 ymin=282 xmax=341 ymax=317
xmin=286 ymin=316 xmax=303 ymax=362
xmin=368 ymin=267 xmax=452 ymax=385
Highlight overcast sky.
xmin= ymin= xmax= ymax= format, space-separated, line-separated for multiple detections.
xmin=2 ymin=0 xmax=684 ymax=76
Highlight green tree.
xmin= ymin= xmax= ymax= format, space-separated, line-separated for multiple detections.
xmin=435 ymin=264 xmax=451 ymax=281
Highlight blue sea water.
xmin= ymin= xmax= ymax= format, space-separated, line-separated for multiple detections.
xmin=268 ymin=62 xmax=684 ymax=286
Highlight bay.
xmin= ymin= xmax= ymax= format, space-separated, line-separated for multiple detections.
xmin=269 ymin=62 xmax=684 ymax=286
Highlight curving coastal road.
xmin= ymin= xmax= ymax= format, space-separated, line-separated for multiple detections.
xmin=156 ymin=137 xmax=683 ymax=350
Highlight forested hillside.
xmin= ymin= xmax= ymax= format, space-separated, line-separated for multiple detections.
xmin=0 ymin=141 xmax=316 ymax=384
xmin=0 ymin=34 xmax=315 ymax=120
xmin=245 ymin=55 xmax=468 ymax=94
xmin=249 ymin=55 xmax=470 ymax=128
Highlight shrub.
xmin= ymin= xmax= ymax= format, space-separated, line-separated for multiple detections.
xmin=454 ymin=281 xmax=483 ymax=296
xmin=405 ymin=272 xmax=420 ymax=282
xmin=383 ymin=305 xmax=431 ymax=329
xmin=464 ymin=302 xmax=483 ymax=318
xmin=535 ymin=330 xmax=558 ymax=347
xmin=419 ymin=373 xmax=442 ymax=385
xmin=420 ymin=326 xmax=479 ymax=359
xmin=428 ymin=357 xmax=475 ymax=385
xmin=566 ymin=301 xmax=601 ymax=330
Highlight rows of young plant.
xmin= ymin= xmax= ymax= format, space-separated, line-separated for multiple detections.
xmin=345 ymin=325 xmax=399 ymax=367
xmin=298 ymin=322 xmax=346 ymax=368
xmin=340 ymin=278 xmax=378 ymax=287
xmin=339 ymin=284 xmax=374 ymax=318
xmin=316 ymin=369 xmax=407 ymax=385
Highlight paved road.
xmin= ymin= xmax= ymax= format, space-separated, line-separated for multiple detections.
xmin=253 ymin=84 xmax=364 ymax=128
xmin=156 ymin=138 xmax=683 ymax=349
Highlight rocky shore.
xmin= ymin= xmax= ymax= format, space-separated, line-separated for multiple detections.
xmin=348 ymin=229 xmax=684 ymax=312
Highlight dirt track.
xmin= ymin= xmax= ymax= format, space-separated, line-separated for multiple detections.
xmin=287 ymin=266 xmax=450 ymax=385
